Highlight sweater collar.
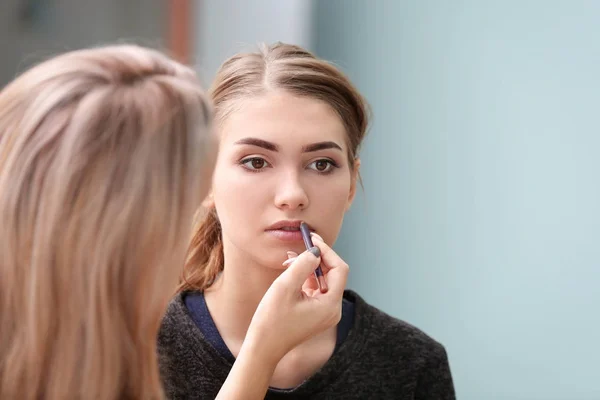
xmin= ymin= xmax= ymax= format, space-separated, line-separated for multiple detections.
xmin=167 ymin=289 xmax=373 ymax=396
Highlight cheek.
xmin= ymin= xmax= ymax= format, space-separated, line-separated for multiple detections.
xmin=310 ymin=178 xmax=351 ymax=241
xmin=212 ymin=165 xmax=267 ymax=227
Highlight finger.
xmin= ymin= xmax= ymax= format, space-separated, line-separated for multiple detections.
xmin=302 ymin=273 xmax=319 ymax=292
xmin=309 ymin=235 xmax=348 ymax=298
xmin=308 ymin=234 xmax=332 ymax=274
xmin=310 ymin=234 xmax=347 ymax=272
xmin=320 ymin=261 xmax=348 ymax=299
xmin=287 ymin=251 xmax=298 ymax=259
xmin=281 ymin=251 xmax=300 ymax=267
xmin=276 ymin=247 xmax=321 ymax=289
xmin=282 ymin=257 xmax=297 ymax=267
xmin=283 ymin=250 xmax=320 ymax=291
xmin=310 ymin=232 xmax=324 ymax=242
xmin=303 ymin=271 xmax=320 ymax=291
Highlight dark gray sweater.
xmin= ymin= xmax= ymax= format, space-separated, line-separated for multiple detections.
xmin=157 ymin=290 xmax=456 ymax=399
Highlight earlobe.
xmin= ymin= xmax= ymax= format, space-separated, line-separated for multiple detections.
xmin=202 ymin=191 xmax=215 ymax=209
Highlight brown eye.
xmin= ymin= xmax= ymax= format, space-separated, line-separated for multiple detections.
xmin=241 ymin=157 xmax=270 ymax=171
xmin=315 ymin=160 xmax=328 ymax=171
xmin=251 ymin=159 xmax=265 ymax=169
xmin=308 ymin=159 xmax=337 ymax=173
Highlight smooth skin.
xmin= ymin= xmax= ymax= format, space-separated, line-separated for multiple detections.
xmin=216 ymin=235 xmax=348 ymax=399
xmin=205 ymin=90 xmax=360 ymax=391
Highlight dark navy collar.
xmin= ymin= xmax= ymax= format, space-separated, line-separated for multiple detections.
xmin=184 ymin=291 xmax=355 ymax=365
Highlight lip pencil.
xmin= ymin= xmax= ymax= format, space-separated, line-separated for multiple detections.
xmin=300 ymin=222 xmax=328 ymax=293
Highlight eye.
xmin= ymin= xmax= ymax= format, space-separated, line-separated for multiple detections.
xmin=241 ymin=157 xmax=271 ymax=171
xmin=308 ymin=159 xmax=338 ymax=173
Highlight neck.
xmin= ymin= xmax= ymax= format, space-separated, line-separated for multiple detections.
xmin=204 ymin=238 xmax=284 ymax=349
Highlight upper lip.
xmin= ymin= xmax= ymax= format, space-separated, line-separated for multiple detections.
xmin=266 ymin=220 xmax=314 ymax=231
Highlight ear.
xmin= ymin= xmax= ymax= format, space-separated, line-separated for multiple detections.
xmin=346 ymin=158 xmax=361 ymax=211
xmin=202 ymin=190 xmax=215 ymax=209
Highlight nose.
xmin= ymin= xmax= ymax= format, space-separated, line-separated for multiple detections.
xmin=274 ymin=171 xmax=309 ymax=211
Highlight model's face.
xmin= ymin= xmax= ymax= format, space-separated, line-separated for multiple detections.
xmin=210 ymin=90 xmax=359 ymax=268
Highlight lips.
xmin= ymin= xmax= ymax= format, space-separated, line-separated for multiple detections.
xmin=265 ymin=220 xmax=314 ymax=242
xmin=278 ymin=226 xmax=300 ymax=231
xmin=266 ymin=220 xmax=314 ymax=231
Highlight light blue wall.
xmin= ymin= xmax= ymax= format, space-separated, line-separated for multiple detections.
xmin=314 ymin=1 xmax=600 ymax=399
xmin=193 ymin=0 xmax=314 ymax=84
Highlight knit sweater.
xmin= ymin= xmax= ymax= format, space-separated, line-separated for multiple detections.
xmin=157 ymin=290 xmax=456 ymax=399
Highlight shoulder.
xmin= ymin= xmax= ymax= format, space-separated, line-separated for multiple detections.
xmin=347 ymin=290 xmax=449 ymax=363
xmin=157 ymin=292 xmax=223 ymax=398
xmin=157 ymin=291 xmax=210 ymax=368
xmin=158 ymin=292 xmax=190 ymax=344
xmin=342 ymin=290 xmax=455 ymax=397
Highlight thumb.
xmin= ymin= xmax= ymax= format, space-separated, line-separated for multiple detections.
xmin=277 ymin=247 xmax=321 ymax=289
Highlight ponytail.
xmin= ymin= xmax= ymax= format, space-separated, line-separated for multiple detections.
xmin=178 ymin=208 xmax=224 ymax=292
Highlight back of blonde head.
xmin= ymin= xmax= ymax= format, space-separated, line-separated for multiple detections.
xmin=0 ymin=45 xmax=214 ymax=399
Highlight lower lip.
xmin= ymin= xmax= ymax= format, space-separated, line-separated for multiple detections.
xmin=266 ymin=229 xmax=304 ymax=241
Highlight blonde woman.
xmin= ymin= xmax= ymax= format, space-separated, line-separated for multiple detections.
xmin=0 ymin=45 xmax=348 ymax=400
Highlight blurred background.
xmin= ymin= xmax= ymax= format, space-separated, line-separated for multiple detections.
xmin=2 ymin=1 xmax=599 ymax=399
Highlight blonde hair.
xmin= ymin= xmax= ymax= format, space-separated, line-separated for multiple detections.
xmin=0 ymin=45 xmax=214 ymax=399
xmin=178 ymin=42 xmax=370 ymax=293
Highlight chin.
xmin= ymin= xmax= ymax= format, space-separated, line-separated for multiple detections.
xmin=263 ymin=254 xmax=289 ymax=270
xmin=263 ymin=239 xmax=305 ymax=257
xmin=237 ymin=235 xmax=307 ymax=269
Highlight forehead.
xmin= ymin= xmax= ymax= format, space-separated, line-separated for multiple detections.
xmin=219 ymin=91 xmax=348 ymax=149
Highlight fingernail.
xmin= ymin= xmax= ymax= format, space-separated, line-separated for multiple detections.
xmin=308 ymin=246 xmax=321 ymax=258
xmin=310 ymin=232 xmax=324 ymax=242
xmin=282 ymin=257 xmax=297 ymax=266
xmin=286 ymin=251 xmax=298 ymax=259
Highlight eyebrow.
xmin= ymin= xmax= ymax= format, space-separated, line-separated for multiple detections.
xmin=302 ymin=141 xmax=343 ymax=152
xmin=234 ymin=137 xmax=278 ymax=151
xmin=234 ymin=137 xmax=342 ymax=153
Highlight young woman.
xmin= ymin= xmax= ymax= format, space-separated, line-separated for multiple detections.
xmin=158 ymin=43 xmax=456 ymax=399
xmin=0 ymin=44 xmax=347 ymax=400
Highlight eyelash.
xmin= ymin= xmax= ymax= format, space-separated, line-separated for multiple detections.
xmin=239 ymin=157 xmax=340 ymax=175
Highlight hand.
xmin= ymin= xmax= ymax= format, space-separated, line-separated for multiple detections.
xmin=283 ymin=233 xmax=340 ymax=294
xmin=245 ymin=234 xmax=349 ymax=365
xmin=215 ymin=235 xmax=349 ymax=400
